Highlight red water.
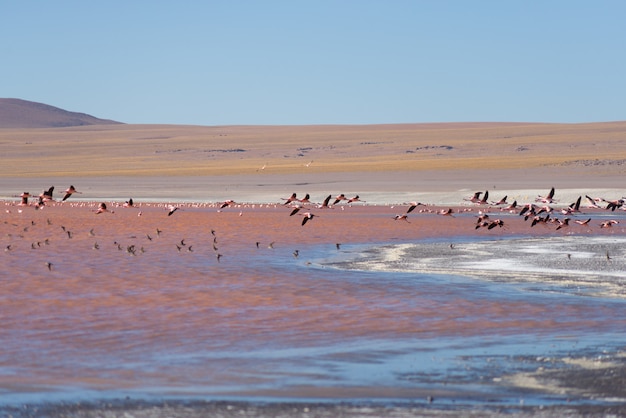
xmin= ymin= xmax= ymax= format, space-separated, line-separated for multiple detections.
xmin=1 ymin=201 xmax=625 ymax=401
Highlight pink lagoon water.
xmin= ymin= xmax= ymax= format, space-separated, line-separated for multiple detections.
xmin=1 ymin=201 xmax=626 ymax=408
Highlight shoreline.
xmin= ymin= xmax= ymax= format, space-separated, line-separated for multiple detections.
xmin=1 ymin=174 xmax=625 ymax=206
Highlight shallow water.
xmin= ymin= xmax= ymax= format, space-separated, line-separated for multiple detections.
xmin=1 ymin=202 xmax=626 ymax=408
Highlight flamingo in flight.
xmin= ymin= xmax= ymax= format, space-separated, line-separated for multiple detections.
xmin=536 ymin=187 xmax=556 ymax=204
xmin=317 ymin=195 xmax=332 ymax=208
xmin=19 ymin=192 xmax=31 ymax=206
xmin=95 ymin=202 xmax=111 ymax=214
xmin=301 ymin=212 xmax=317 ymax=226
xmin=40 ymin=186 xmax=54 ymax=201
xmin=281 ymin=193 xmax=298 ymax=205
xmin=61 ymin=185 xmax=82 ymax=201
xmin=332 ymin=194 xmax=349 ymax=205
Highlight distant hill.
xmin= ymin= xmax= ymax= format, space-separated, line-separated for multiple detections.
xmin=0 ymin=98 xmax=123 ymax=128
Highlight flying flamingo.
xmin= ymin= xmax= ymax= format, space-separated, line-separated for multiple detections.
xmin=301 ymin=212 xmax=317 ymax=226
xmin=393 ymin=214 xmax=410 ymax=222
xmin=464 ymin=191 xmax=483 ymax=204
xmin=61 ymin=185 xmax=82 ymax=202
xmin=40 ymin=186 xmax=55 ymax=201
xmin=167 ymin=205 xmax=179 ymax=216
xmin=585 ymin=195 xmax=602 ymax=209
xmin=19 ymin=192 xmax=31 ymax=206
xmin=95 ymin=202 xmax=112 ymax=214
xmin=347 ymin=195 xmax=365 ymax=204
xmin=561 ymin=196 xmax=582 ymax=215
xmin=555 ymin=218 xmax=570 ymax=230
xmin=317 ymin=195 xmax=332 ymax=208
xmin=281 ymin=193 xmax=298 ymax=205
xmin=220 ymin=200 xmax=236 ymax=209
xmin=332 ymin=194 xmax=348 ymax=205
xmin=604 ymin=199 xmax=624 ymax=212
xmin=406 ymin=202 xmax=425 ymax=213
xmin=600 ymin=220 xmax=619 ymax=228
xmin=491 ymin=195 xmax=508 ymax=206
xmin=536 ymin=187 xmax=556 ymax=204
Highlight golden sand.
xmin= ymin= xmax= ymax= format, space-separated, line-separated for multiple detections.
xmin=1 ymin=122 xmax=625 ymax=178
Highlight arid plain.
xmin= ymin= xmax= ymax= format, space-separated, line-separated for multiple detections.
xmin=1 ymin=122 xmax=626 ymax=202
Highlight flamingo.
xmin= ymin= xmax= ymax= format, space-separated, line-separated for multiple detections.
xmin=220 ymin=200 xmax=236 ymax=209
xmin=281 ymin=193 xmax=297 ymax=205
xmin=317 ymin=195 xmax=332 ymax=208
xmin=61 ymin=185 xmax=82 ymax=202
xmin=555 ymin=218 xmax=570 ymax=230
xmin=584 ymin=195 xmax=602 ymax=209
xmin=298 ymin=194 xmax=312 ymax=204
xmin=531 ymin=214 xmax=550 ymax=227
xmin=502 ymin=200 xmax=518 ymax=213
xmin=40 ymin=186 xmax=55 ymax=201
xmin=561 ymin=196 xmax=582 ymax=215
xmin=347 ymin=195 xmax=365 ymax=204
xmin=536 ymin=187 xmax=556 ymax=204
xmin=604 ymin=199 xmax=624 ymax=212
xmin=19 ymin=192 xmax=31 ymax=206
xmin=167 ymin=205 xmax=179 ymax=216
xmin=406 ymin=202 xmax=425 ymax=213
xmin=600 ymin=220 xmax=619 ymax=228
xmin=332 ymin=194 xmax=348 ymax=205
xmin=301 ymin=212 xmax=317 ymax=226
xmin=464 ymin=191 xmax=483 ymax=203
xmin=95 ymin=202 xmax=111 ymax=214
xmin=289 ymin=205 xmax=303 ymax=216
xmin=487 ymin=219 xmax=504 ymax=229
xmin=491 ymin=195 xmax=508 ymax=206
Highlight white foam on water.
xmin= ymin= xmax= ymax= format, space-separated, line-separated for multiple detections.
xmin=334 ymin=235 xmax=626 ymax=298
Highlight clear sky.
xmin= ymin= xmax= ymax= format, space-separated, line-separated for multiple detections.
xmin=2 ymin=1 xmax=624 ymax=125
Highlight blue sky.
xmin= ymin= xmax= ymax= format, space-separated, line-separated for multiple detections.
xmin=2 ymin=1 xmax=624 ymax=125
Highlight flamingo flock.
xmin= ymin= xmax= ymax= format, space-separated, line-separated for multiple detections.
xmin=3 ymin=184 xmax=625 ymax=271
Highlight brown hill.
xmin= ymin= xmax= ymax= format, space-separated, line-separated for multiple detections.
xmin=0 ymin=98 xmax=122 ymax=128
